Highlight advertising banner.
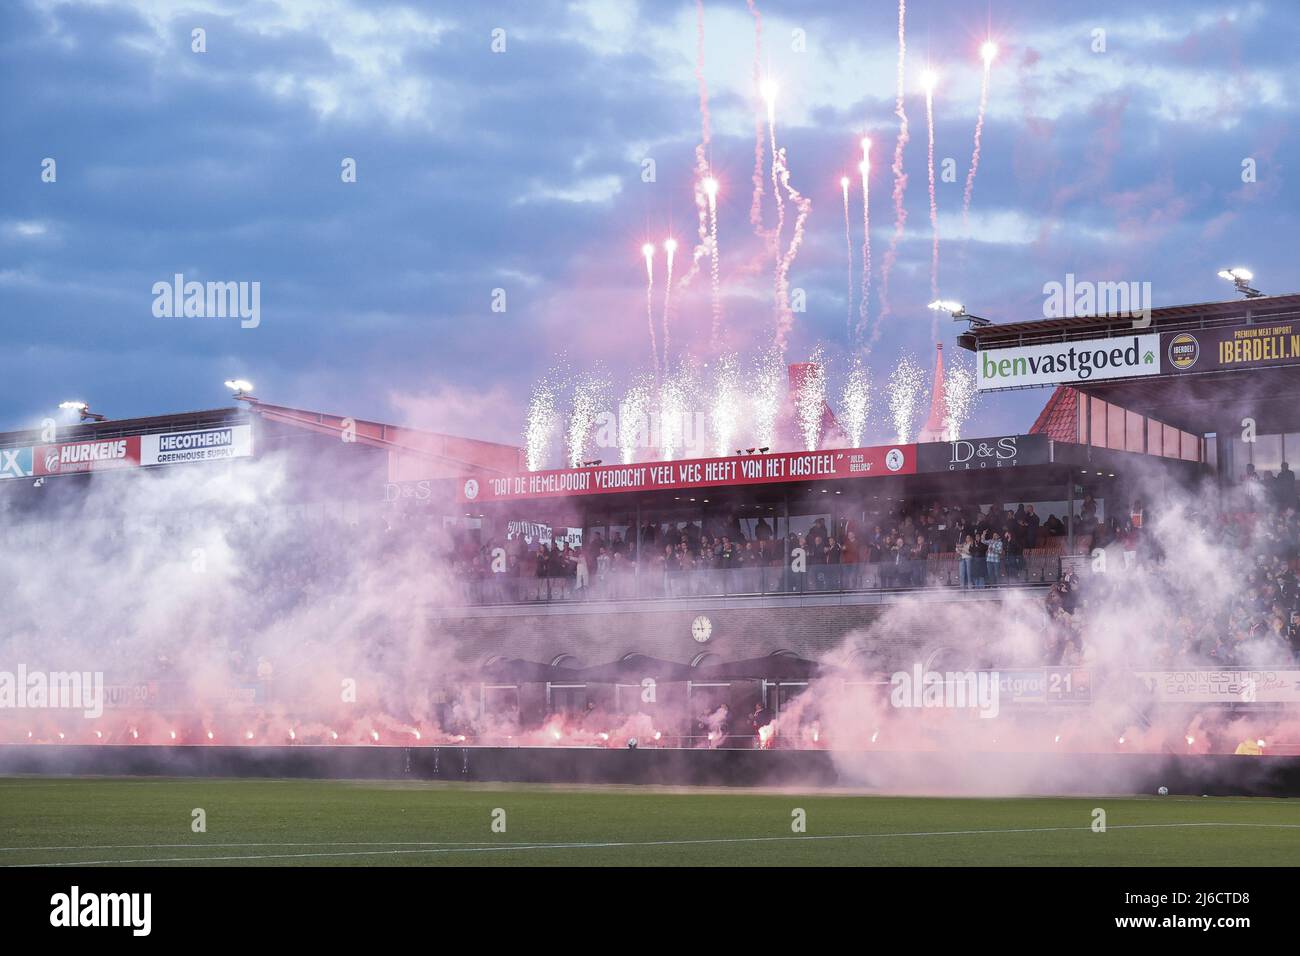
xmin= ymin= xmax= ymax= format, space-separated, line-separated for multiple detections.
xmin=139 ymin=424 xmax=253 ymax=466
xmin=1162 ymin=321 xmax=1300 ymax=375
xmin=459 ymin=444 xmax=915 ymax=503
xmin=977 ymin=334 xmax=1160 ymax=390
xmin=1135 ymin=669 xmax=1300 ymax=703
xmin=915 ymin=434 xmax=1051 ymax=473
xmin=34 ymin=436 xmax=141 ymax=476
xmin=0 ymin=446 xmax=34 ymax=481
xmin=998 ymin=667 xmax=1092 ymax=703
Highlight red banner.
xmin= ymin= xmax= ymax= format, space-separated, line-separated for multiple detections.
xmin=459 ymin=444 xmax=916 ymax=503
xmin=35 ymin=436 xmax=141 ymax=476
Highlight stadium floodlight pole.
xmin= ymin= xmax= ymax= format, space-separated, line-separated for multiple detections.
xmin=928 ymin=299 xmax=991 ymax=328
xmin=58 ymin=401 xmax=105 ymax=422
xmin=223 ymin=379 xmax=257 ymax=402
xmin=1216 ymin=267 xmax=1263 ymax=299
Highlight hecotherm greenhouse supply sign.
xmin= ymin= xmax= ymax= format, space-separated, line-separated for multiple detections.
xmin=977 ymin=334 xmax=1160 ymax=391
xmin=140 ymin=424 xmax=253 ymax=466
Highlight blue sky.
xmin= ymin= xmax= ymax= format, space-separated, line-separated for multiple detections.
xmin=1 ymin=0 xmax=1296 ymax=448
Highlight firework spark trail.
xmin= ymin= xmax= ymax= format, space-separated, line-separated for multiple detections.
xmin=773 ymin=148 xmax=812 ymax=352
xmin=877 ymin=0 xmax=909 ymax=331
xmin=795 ymin=349 xmax=828 ymax=452
xmin=746 ymin=1 xmax=766 ymax=238
xmin=840 ymin=361 xmax=871 ymax=447
xmin=963 ymin=43 xmax=996 ymax=229
xmin=618 ymin=376 xmax=652 ymax=465
xmin=710 ymin=354 xmax=742 ymax=457
xmin=751 ymin=348 xmax=783 ymax=451
xmin=661 ymin=238 xmax=677 ymax=369
xmin=675 ymin=0 xmax=716 ymax=316
xmin=764 ymin=81 xmax=785 ymax=280
xmin=841 ymin=176 xmax=853 ymax=339
xmin=706 ymin=180 xmax=723 ymax=347
xmin=942 ymin=359 xmax=977 ymax=441
xmin=643 ymin=243 xmax=657 ymax=377
xmin=888 ymin=354 xmax=925 ymax=444
xmin=857 ymin=138 xmax=872 ymax=345
xmin=658 ymin=371 xmax=690 ymax=461
xmin=695 ymin=0 xmax=711 ymax=148
xmin=692 ymin=1 xmax=723 ymax=347
xmin=524 ymin=379 xmax=559 ymax=472
xmin=924 ymin=72 xmax=940 ymax=339
xmin=567 ymin=374 xmax=609 ymax=468
xmin=678 ymin=175 xmax=709 ymax=296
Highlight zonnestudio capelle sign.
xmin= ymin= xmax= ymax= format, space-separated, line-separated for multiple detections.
xmin=977 ymin=334 xmax=1160 ymax=390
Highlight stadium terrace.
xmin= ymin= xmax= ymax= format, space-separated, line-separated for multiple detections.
xmin=2 ymin=296 xmax=1300 ymax=766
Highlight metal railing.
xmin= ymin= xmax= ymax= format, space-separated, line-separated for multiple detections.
xmin=455 ymin=553 xmax=1063 ymax=606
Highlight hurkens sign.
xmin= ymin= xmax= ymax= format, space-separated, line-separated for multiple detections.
xmin=977 ymin=334 xmax=1160 ymax=390
xmin=140 ymin=425 xmax=253 ymax=466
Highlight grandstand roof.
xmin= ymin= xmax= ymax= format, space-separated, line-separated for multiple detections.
xmin=0 ymin=399 xmax=525 ymax=483
xmin=960 ymin=293 xmax=1300 ymax=436
xmin=245 ymin=399 xmax=524 ymax=479
xmin=956 ymin=292 xmax=1300 ymax=350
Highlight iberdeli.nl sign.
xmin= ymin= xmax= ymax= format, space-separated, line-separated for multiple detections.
xmin=1163 ymin=322 xmax=1300 ymax=375
xmin=977 ymin=334 xmax=1160 ymax=390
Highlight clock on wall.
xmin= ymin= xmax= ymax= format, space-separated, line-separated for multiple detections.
xmin=691 ymin=615 xmax=713 ymax=643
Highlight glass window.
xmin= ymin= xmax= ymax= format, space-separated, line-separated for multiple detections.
xmin=1106 ymin=402 xmax=1126 ymax=450
xmin=1090 ymin=397 xmax=1107 ymax=447
xmin=1252 ymin=434 xmax=1283 ymax=476
xmin=1283 ymin=434 xmax=1300 ymax=470
xmin=1162 ymin=423 xmax=1180 ymax=458
xmin=1126 ymin=410 xmax=1145 ymax=453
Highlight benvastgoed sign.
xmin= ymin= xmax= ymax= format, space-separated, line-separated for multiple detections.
xmin=977 ymin=334 xmax=1160 ymax=390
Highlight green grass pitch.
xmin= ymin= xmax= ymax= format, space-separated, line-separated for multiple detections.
xmin=0 ymin=777 xmax=1296 ymax=866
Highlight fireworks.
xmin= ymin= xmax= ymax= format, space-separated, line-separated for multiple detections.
xmin=879 ymin=0 xmax=909 ymax=324
xmin=704 ymin=177 xmax=722 ymax=345
xmin=763 ymin=76 xmax=784 ymax=281
xmin=773 ymin=148 xmax=811 ymax=352
xmin=964 ymin=41 xmax=996 ymax=227
xmin=642 ymin=243 xmax=657 ymax=375
xmin=840 ymin=361 xmax=871 ymax=447
xmin=709 ymin=354 xmax=742 ymax=457
xmin=661 ymin=237 xmax=677 ymax=368
xmin=923 ymin=68 xmax=940 ymax=314
xmin=841 ymin=175 xmax=853 ymax=337
xmin=857 ymin=137 xmax=872 ymax=344
xmin=657 ymin=371 xmax=690 ymax=461
xmin=618 ymin=376 xmax=652 ymax=465
xmin=524 ymin=378 xmax=559 ymax=471
xmin=888 ymin=354 xmax=925 ymax=444
xmin=750 ymin=347 xmax=783 ymax=451
xmin=795 ymin=350 xmax=828 ymax=452
xmin=942 ymin=358 xmax=977 ymax=440
xmin=566 ymin=373 xmax=609 ymax=468
xmin=746 ymin=0 xmax=766 ymax=240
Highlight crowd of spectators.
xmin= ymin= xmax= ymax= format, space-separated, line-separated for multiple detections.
xmin=455 ymin=497 xmax=1098 ymax=601
xmin=1041 ymin=476 xmax=1300 ymax=667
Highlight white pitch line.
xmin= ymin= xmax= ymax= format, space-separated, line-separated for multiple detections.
xmin=0 ymin=841 xmax=527 ymax=852
xmin=9 ymin=822 xmax=1300 ymax=867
